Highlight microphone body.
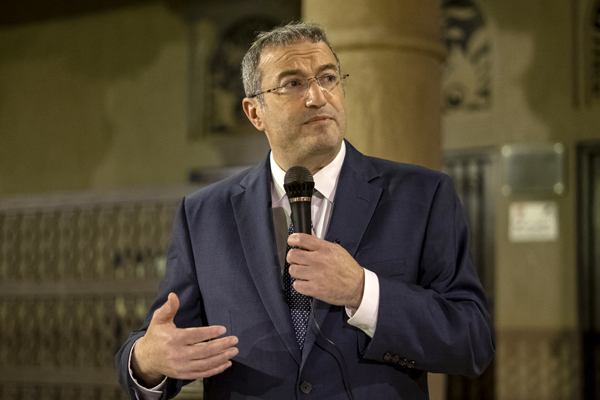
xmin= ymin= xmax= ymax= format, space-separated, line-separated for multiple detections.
xmin=283 ymin=166 xmax=314 ymax=234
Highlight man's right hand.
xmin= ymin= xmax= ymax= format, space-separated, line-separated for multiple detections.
xmin=131 ymin=292 xmax=239 ymax=388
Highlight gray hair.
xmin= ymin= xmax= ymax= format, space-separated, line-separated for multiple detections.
xmin=241 ymin=21 xmax=341 ymax=105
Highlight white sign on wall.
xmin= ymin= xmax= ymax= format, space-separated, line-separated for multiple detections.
xmin=509 ymin=201 xmax=559 ymax=242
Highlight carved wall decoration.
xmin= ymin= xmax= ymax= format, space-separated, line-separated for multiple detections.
xmin=442 ymin=0 xmax=492 ymax=111
xmin=589 ymin=0 xmax=600 ymax=101
xmin=208 ymin=17 xmax=279 ymax=134
xmin=574 ymin=0 xmax=600 ymax=106
xmin=184 ymin=0 xmax=301 ymax=142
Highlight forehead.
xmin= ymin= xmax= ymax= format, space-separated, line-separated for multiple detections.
xmin=258 ymin=41 xmax=337 ymax=79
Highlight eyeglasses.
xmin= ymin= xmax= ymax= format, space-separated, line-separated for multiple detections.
xmin=249 ymin=72 xmax=349 ymax=99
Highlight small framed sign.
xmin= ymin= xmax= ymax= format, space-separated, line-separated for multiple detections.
xmin=509 ymin=201 xmax=559 ymax=242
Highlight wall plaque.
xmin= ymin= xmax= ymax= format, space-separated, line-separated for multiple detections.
xmin=509 ymin=201 xmax=559 ymax=242
xmin=501 ymin=143 xmax=565 ymax=196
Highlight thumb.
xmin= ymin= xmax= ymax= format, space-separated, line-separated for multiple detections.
xmin=152 ymin=292 xmax=180 ymax=325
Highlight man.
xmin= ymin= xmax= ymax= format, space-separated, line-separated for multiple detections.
xmin=116 ymin=21 xmax=495 ymax=399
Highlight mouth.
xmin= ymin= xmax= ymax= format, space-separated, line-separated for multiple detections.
xmin=304 ymin=115 xmax=333 ymax=124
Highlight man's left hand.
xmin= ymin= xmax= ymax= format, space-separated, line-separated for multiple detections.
xmin=286 ymin=233 xmax=365 ymax=310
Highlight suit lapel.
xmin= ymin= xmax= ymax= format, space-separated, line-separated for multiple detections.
xmin=324 ymin=142 xmax=383 ymax=257
xmin=231 ymin=158 xmax=302 ymax=365
xmin=302 ymin=142 xmax=383 ymax=363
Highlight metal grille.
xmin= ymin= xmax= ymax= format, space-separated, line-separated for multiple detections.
xmin=0 ymin=188 xmax=193 ymax=400
xmin=496 ymin=330 xmax=580 ymax=400
xmin=443 ymin=149 xmax=497 ymax=400
xmin=443 ymin=150 xmax=496 ymax=317
xmin=577 ymin=143 xmax=600 ymax=399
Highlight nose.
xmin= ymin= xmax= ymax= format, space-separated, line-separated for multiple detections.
xmin=305 ymin=78 xmax=327 ymax=108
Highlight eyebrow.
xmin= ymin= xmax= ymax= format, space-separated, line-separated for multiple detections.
xmin=276 ymin=63 xmax=339 ymax=82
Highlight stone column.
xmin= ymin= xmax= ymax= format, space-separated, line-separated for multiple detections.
xmin=303 ymin=0 xmax=445 ymax=170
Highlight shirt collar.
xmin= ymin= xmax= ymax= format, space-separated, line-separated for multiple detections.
xmin=270 ymin=141 xmax=346 ymax=206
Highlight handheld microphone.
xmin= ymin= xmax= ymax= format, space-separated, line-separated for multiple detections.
xmin=283 ymin=166 xmax=314 ymax=234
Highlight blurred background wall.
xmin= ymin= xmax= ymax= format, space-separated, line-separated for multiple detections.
xmin=0 ymin=0 xmax=599 ymax=399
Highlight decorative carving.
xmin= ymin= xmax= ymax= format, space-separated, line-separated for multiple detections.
xmin=442 ymin=0 xmax=492 ymax=111
xmin=209 ymin=17 xmax=279 ymax=134
xmin=590 ymin=0 xmax=600 ymax=101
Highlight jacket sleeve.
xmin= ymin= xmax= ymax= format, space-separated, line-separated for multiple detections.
xmin=115 ymin=198 xmax=202 ymax=399
xmin=359 ymin=174 xmax=495 ymax=377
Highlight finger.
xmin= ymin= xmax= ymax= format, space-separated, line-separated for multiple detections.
xmin=287 ymin=244 xmax=325 ymax=268
xmin=292 ymin=279 xmax=313 ymax=297
xmin=152 ymin=292 xmax=180 ymax=325
xmin=286 ymin=247 xmax=309 ymax=267
xmin=189 ymin=344 xmax=238 ymax=364
xmin=288 ymin=232 xmax=322 ymax=250
xmin=170 ymin=347 xmax=238 ymax=380
xmin=180 ymin=325 xmax=230 ymax=345
xmin=181 ymin=360 xmax=234 ymax=380
xmin=288 ymin=263 xmax=311 ymax=281
xmin=187 ymin=336 xmax=239 ymax=360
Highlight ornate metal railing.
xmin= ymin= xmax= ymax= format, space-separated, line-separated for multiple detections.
xmin=0 ymin=187 xmax=197 ymax=400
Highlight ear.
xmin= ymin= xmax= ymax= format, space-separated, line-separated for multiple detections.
xmin=242 ymin=97 xmax=265 ymax=132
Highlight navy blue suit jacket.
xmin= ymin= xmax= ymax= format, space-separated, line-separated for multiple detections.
xmin=116 ymin=141 xmax=495 ymax=399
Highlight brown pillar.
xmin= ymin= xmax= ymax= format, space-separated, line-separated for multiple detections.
xmin=303 ymin=0 xmax=445 ymax=170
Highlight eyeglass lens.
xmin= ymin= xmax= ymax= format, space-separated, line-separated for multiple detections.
xmin=286 ymin=74 xmax=342 ymax=97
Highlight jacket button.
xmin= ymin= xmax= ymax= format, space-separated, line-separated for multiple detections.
xmin=407 ymin=360 xmax=415 ymax=369
xmin=399 ymin=358 xmax=408 ymax=366
xmin=300 ymin=381 xmax=313 ymax=394
xmin=383 ymin=352 xmax=393 ymax=362
xmin=391 ymin=355 xmax=400 ymax=364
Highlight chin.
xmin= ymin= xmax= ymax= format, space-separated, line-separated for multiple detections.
xmin=308 ymin=136 xmax=343 ymax=156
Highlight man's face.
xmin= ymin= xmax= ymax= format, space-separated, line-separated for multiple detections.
xmin=243 ymin=41 xmax=347 ymax=172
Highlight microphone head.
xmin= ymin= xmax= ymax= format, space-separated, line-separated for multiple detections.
xmin=284 ymin=166 xmax=315 ymax=200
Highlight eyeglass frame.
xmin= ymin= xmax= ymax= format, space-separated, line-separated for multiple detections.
xmin=248 ymin=72 xmax=349 ymax=99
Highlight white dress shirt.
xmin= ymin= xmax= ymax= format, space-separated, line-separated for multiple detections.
xmin=130 ymin=141 xmax=380 ymax=399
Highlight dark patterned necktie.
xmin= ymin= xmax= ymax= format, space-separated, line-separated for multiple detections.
xmin=283 ymin=221 xmax=312 ymax=350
